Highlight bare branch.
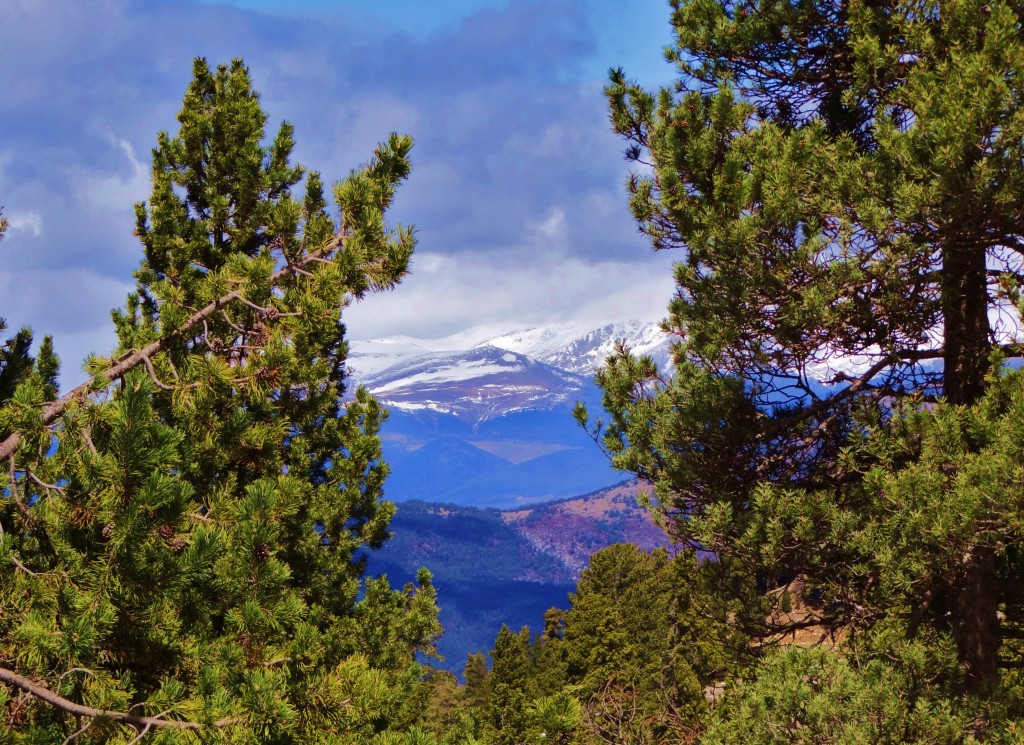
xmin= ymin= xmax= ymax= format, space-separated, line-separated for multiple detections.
xmin=137 ymin=352 xmax=200 ymax=393
xmin=26 ymin=470 xmax=64 ymax=494
xmin=0 ymin=505 xmax=38 ymax=577
xmin=766 ymin=348 xmax=942 ymax=437
xmin=124 ymin=722 xmax=152 ymax=745
xmin=80 ymin=428 xmax=97 ymax=456
xmin=61 ymin=717 xmax=92 ymax=745
xmin=0 ymin=666 xmax=242 ymax=732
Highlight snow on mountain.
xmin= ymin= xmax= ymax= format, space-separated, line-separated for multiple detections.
xmin=539 ymin=321 xmax=669 ymax=375
xmin=477 ymin=322 xmax=596 ymax=361
xmin=347 ymin=320 xmax=672 ymax=422
xmin=351 ymin=319 xmax=670 ymax=378
xmin=472 ymin=320 xmax=671 ymax=374
xmin=356 ymin=345 xmax=588 ymax=422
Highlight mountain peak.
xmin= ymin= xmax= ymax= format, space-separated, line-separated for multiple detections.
xmin=348 ymin=319 xmax=671 ymax=423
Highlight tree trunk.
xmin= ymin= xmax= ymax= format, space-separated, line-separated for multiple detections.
xmin=942 ymin=235 xmax=997 ymax=691
xmin=953 ymin=549 xmax=1001 ymax=692
xmin=941 ymin=237 xmax=990 ymax=405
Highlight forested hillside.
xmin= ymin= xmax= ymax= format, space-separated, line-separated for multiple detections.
xmin=367 ymin=481 xmax=669 ymax=668
xmin=3 ymin=0 xmax=1024 ymax=741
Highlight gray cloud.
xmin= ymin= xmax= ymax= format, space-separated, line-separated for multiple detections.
xmin=1 ymin=0 xmax=676 ymax=383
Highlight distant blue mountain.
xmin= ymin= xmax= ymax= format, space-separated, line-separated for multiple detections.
xmin=346 ymin=322 xmax=674 ymax=664
xmin=348 ymin=324 xmax=654 ymax=508
xmin=380 ymin=398 xmax=618 ymax=508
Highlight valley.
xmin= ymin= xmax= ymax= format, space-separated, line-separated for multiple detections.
xmin=365 ymin=480 xmax=670 ymax=670
xmin=351 ymin=320 xmax=674 ymax=666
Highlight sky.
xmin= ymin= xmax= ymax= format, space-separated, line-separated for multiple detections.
xmin=1 ymin=0 xmax=681 ymax=381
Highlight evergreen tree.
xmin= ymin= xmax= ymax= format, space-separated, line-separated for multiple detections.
xmin=457 ymin=545 xmax=740 ymax=744
xmin=557 ymin=545 xmax=732 ymax=743
xmin=0 ymin=320 xmax=39 ymax=424
xmin=702 ymin=644 xmax=974 ymax=744
xmin=0 ymin=59 xmax=439 ymax=743
xmin=0 ymin=208 xmax=57 ymax=420
xmin=585 ymin=0 xmax=1024 ymax=695
xmin=486 ymin=626 xmax=531 ymax=744
xmin=463 ymin=651 xmax=491 ymax=711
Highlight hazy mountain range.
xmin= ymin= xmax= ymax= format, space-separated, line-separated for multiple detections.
xmin=351 ymin=320 xmax=674 ymax=666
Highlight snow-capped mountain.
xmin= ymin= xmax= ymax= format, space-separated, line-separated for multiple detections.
xmin=349 ymin=319 xmax=670 ymax=423
xmin=345 ymin=320 xmax=671 ymax=506
xmin=357 ymin=345 xmax=588 ymax=422
xmin=487 ymin=320 xmax=671 ymax=375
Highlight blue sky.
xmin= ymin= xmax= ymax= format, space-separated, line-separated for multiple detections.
xmin=1 ymin=0 xmax=679 ymax=379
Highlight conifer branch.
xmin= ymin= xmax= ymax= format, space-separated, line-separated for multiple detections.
xmin=61 ymin=717 xmax=92 ymax=744
xmin=124 ymin=722 xmax=152 ymax=744
xmin=766 ymin=347 xmax=943 ymax=437
xmin=79 ymin=428 xmax=97 ymax=455
xmin=0 ymin=666 xmax=242 ymax=732
xmin=25 ymin=469 xmax=65 ymax=493
xmin=137 ymin=353 xmax=177 ymax=392
xmin=0 ymin=232 xmax=346 ymax=462
xmin=0 ymin=510 xmax=38 ymax=577
xmin=5 ymin=458 xmax=36 ymax=526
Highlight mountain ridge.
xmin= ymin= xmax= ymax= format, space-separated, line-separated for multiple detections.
xmin=345 ymin=320 xmax=672 ymax=507
xmin=366 ymin=479 xmax=669 ymax=667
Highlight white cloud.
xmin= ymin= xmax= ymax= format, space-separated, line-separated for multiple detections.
xmin=531 ymin=207 xmax=569 ymax=246
xmin=1 ymin=0 xmax=677 ymax=384
xmin=7 ymin=212 xmax=43 ymax=237
xmin=342 ymin=248 xmax=676 ymax=341
xmin=74 ymin=135 xmax=150 ymax=222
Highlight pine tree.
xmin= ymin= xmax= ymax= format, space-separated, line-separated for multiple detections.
xmin=463 ymin=651 xmax=491 ymax=711
xmin=555 ymin=545 xmax=732 ymax=743
xmin=585 ymin=0 xmax=1024 ymax=697
xmin=0 ymin=59 xmax=439 ymax=743
xmin=486 ymin=625 xmax=531 ymax=744
xmin=0 ymin=207 xmax=59 ymax=439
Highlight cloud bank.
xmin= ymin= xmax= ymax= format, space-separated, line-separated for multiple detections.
xmin=1 ymin=0 xmax=678 ymax=383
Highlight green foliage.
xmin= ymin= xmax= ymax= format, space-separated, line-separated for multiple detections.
xmin=525 ymin=692 xmax=581 ymax=744
xmin=558 ymin=545 xmax=735 ymax=744
xmin=583 ymin=0 xmax=1024 ymax=706
xmin=0 ymin=59 xmax=437 ymax=742
xmin=703 ymin=644 xmax=973 ymax=744
xmin=487 ymin=625 xmax=532 ymax=744
xmin=562 ymin=546 xmax=714 ymax=708
xmin=0 ymin=204 xmax=57 ymax=429
xmin=464 ymin=652 xmax=491 ymax=711
xmin=0 ymin=322 xmax=38 ymax=425
xmin=426 ymin=544 xmax=740 ymax=744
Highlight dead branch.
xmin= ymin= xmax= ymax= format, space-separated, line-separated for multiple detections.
xmin=61 ymin=717 xmax=92 ymax=745
xmin=25 ymin=470 xmax=65 ymax=494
